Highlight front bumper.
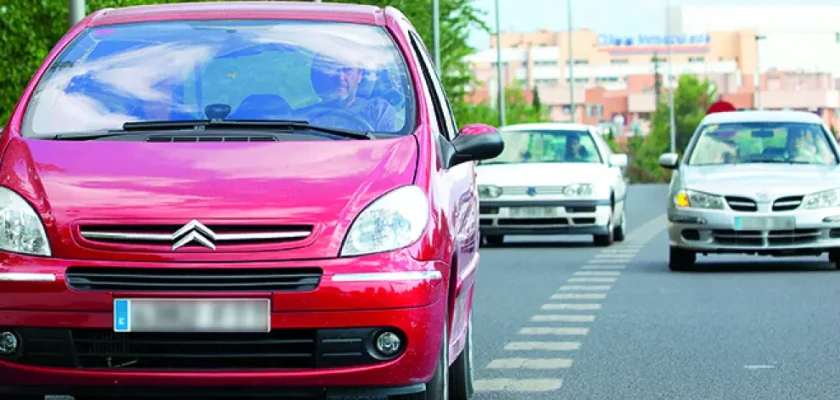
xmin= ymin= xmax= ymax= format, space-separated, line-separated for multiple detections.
xmin=0 ymin=251 xmax=447 ymax=395
xmin=479 ymin=199 xmax=611 ymax=236
xmin=668 ymin=207 xmax=840 ymax=255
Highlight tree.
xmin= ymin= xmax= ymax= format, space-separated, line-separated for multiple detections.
xmin=626 ymin=74 xmax=715 ymax=183
xmin=460 ymin=85 xmax=550 ymax=127
xmin=532 ymin=85 xmax=542 ymax=112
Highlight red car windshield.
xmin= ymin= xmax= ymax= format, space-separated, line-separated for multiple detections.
xmin=21 ymin=20 xmax=415 ymax=137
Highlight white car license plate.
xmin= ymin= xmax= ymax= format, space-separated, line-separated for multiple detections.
xmin=113 ymin=298 xmax=271 ymax=333
xmin=733 ymin=216 xmax=795 ymax=231
xmin=509 ymin=207 xmax=556 ymax=218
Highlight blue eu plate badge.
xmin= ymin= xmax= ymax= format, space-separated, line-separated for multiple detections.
xmin=733 ymin=217 xmax=742 ymax=230
xmin=114 ymin=299 xmax=130 ymax=332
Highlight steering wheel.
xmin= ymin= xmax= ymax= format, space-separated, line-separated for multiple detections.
xmin=307 ymin=107 xmax=375 ymax=133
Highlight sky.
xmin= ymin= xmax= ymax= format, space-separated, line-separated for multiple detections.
xmin=467 ymin=0 xmax=840 ymax=50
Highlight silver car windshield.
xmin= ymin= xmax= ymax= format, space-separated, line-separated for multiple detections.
xmin=686 ymin=121 xmax=839 ymax=166
xmin=481 ymin=129 xmax=603 ymax=165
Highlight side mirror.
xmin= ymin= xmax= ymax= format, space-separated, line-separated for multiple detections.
xmin=609 ymin=153 xmax=628 ymax=168
xmin=659 ymin=152 xmax=679 ymax=169
xmin=448 ymin=124 xmax=505 ymax=168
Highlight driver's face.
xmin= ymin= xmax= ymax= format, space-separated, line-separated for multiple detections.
xmin=324 ymin=66 xmax=363 ymax=103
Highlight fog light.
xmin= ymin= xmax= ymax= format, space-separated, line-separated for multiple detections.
xmin=374 ymin=331 xmax=402 ymax=357
xmin=0 ymin=332 xmax=18 ymax=355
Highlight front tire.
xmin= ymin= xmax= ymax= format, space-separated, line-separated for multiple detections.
xmin=613 ymin=209 xmax=626 ymax=242
xmin=669 ymin=246 xmax=696 ymax=271
xmin=829 ymin=250 xmax=840 ymax=269
xmin=448 ymin=313 xmax=474 ymax=400
xmin=594 ymin=211 xmax=615 ymax=247
xmin=484 ymin=235 xmax=504 ymax=247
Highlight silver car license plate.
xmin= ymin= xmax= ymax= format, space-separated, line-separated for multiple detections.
xmin=733 ymin=216 xmax=796 ymax=231
xmin=509 ymin=207 xmax=556 ymax=218
xmin=113 ymin=298 xmax=271 ymax=333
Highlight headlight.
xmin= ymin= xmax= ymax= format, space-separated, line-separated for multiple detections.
xmin=802 ymin=188 xmax=840 ymax=209
xmin=340 ymin=185 xmax=429 ymax=257
xmin=478 ymin=185 xmax=502 ymax=198
xmin=563 ymin=183 xmax=594 ymax=197
xmin=674 ymin=189 xmax=724 ymax=210
xmin=0 ymin=187 xmax=51 ymax=256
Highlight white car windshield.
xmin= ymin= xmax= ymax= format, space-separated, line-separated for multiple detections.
xmin=481 ymin=129 xmax=603 ymax=165
xmin=687 ymin=121 xmax=839 ymax=166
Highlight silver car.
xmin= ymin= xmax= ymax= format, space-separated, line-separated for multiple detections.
xmin=660 ymin=110 xmax=840 ymax=271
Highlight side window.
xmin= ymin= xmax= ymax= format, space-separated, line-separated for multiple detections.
xmin=408 ymin=32 xmax=458 ymax=140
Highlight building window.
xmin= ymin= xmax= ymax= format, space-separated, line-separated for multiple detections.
xmin=535 ymin=60 xmax=557 ymax=66
xmin=611 ymin=59 xmax=629 ymax=64
xmin=688 ymin=56 xmax=705 ymax=62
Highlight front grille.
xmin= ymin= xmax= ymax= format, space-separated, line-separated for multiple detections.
xmin=712 ymin=229 xmax=820 ymax=246
xmin=725 ymin=196 xmax=757 ymax=212
xmin=768 ymin=229 xmax=820 ymax=245
xmin=78 ymin=223 xmax=313 ymax=250
xmin=497 ymin=218 xmax=569 ymax=226
xmin=772 ymin=196 xmax=803 ymax=211
xmin=9 ymin=327 xmax=395 ymax=370
xmin=146 ymin=135 xmax=278 ymax=142
xmin=65 ymin=267 xmax=322 ymax=292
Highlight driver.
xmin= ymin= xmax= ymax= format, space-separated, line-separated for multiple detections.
xmin=308 ymin=52 xmax=397 ymax=132
xmin=565 ymin=133 xmax=591 ymax=161
xmin=786 ymin=128 xmax=818 ymax=162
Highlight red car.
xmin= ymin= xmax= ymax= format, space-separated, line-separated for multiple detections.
xmin=0 ymin=2 xmax=503 ymax=399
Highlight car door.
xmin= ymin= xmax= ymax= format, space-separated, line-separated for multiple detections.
xmin=406 ymin=28 xmax=476 ymax=339
xmin=591 ymin=129 xmax=626 ymax=218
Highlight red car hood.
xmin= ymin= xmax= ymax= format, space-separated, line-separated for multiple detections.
xmin=0 ymin=135 xmax=419 ymax=262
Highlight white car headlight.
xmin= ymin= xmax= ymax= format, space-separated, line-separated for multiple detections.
xmin=0 ymin=187 xmax=51 ymax=256
xmin=802 ymin=188 xmax=840 ymax=209
xmin=674 ymin=189 xmax=724 ymax=210
xmin=340 ymin=185 xmax=429 ymax=257
xmin=563 ymin=183 xmax=594 ymax=197
xmin=478 ymin=185 xmax=502 ymax=198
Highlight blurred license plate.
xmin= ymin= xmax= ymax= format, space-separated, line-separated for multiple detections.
xmin=510 ymin=207 xmax=556 ymax=217
xmin=733 ymin=216 xmax=795 ymax=231
xmin=113 ymin=298 xmax=270 ymax=333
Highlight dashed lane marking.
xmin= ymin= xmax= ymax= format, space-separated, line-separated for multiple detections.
xmin=574 ymin=271 xmax=621 ymax=276
xmin=558 ymin=285 xmax=612 ymax=291
xmin=582 ymin=265 xmax=626 ymax=270
xmin=552 ymin=293 xmax=607 ymax=300
xmin=594 ymin=253 xmax=635 ymax=258
xmin=541 ymin=303 xmax=602 ymax=311
xmin=567 ymin=277 xmax=617 ymax=283
xmin=487 ymin=358 xmax=574 ymax=369
xmin=587 ymin=258 xmax=627 ymax=263
xmin=504 ymin=341 xmax=582 ymax=351
xmin=474 ymin=378 xmax=564 ymax=392
xmin=519 ymin=327 xmax=589 ymax=335
xmin=531 ymin=314 xmax=596 ymax=322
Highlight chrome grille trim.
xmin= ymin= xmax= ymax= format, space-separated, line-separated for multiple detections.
xmin=502 ymin=186 xmax=567 ymax=195
xmin=80 ymin=231 xmax=311 ymax=242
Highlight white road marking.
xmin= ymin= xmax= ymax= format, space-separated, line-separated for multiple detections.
xmin=744 ymin=364 xmax=776 ymax=369
xmin=519 ymin=327 xmax=589 ymax=335
xmin=552 ymin=293 xmax=607 ymax=300
xmin=558 ymin=285 xmax=612 ymax=291
xmin=567 ymin=277 xmax=617 ymax=283
xmin=474 ymin=378 xmax=564 ymax=392
xmin=504 ymin=341 xmax=582 ymax=351
xmin=574 ymin=271 xmax=621 ymax=276
xmin=588 ymin=258 xmax=627 ymax=263
xmin=541 ymin=303 xmax=602 ymax=310
xmin=531 ymin=314 xmax=596 ymax=322
xmin=595 ymin=253 xmax=633 ymax=258
xmin=487 ymin=358 xmax=574 ymax=369
xmin=582 ymin=265 xmax=626 ymax=270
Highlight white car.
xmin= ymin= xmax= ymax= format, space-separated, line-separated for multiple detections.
xmin=476 ymin=122 xmax=629 ymax=246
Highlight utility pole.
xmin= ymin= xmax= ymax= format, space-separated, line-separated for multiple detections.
xmin=567 ymin=0 xmax=575 ymax=123
xmin=653 ymin=52 xmax=662 ymax=103
xmin=666 ymin=0 xmax=676 ymax=154
xmin=432 ymin=0 xmax=441 ymax=73
xmin=755 ymin=35 xmax=766 ymax=109
xmin=69 ymin=0 xmax=85 ymax=27
xmin=494 ymin=0 xmax=505 ymax=127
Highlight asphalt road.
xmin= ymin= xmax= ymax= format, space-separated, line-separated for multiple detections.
xmin=471 ymin=184 xmax=840 ymax=400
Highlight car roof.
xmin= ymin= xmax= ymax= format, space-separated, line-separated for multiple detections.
xmin=89 ymin=1 xmax=386 ymax=27
xmin=700 ymin=110 xmax=825 ymax=125
xmin=500 ymin=122 xmax=594 ymax=133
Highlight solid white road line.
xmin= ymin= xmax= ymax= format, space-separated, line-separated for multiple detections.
xmin=574 ymin=271 xmax=621 ymax=276
xmin=567 ymin=277 xmax=617 ymax=283
xmin=552 ymin=293 xmax=607 ymax=300
xmin=541 ymin=303 xmax=602 ymax=311
xmin=504 ymin=341 xmax=582 ymax=351
xmin=487 ymin=358 xmax=574 ymax=369
xmin=558 ymin=285 xmax=612 ymax=291
xmin=474 ymin=378 xmax=564 ymax=392
xmin=519 ymin=327 xmax=589 ymax=335
xmin=531 ymin=314 xmax=596 ymax=322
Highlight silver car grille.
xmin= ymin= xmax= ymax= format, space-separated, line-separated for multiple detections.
xmin=771 ymin=196 xmax=803 ymax=212
xmin=502 ymin=186 xmax=567 ymax=195
xmin=78 ymin=224 xmax=313 ymax=251
xmin=724 ymin=196 xmax=757 ymax=212
xmin=711 ymin=229 xmax=819 ymax=246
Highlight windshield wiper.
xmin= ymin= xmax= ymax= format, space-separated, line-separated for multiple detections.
xmin=120 ymin=119 xmax=376 ymax=140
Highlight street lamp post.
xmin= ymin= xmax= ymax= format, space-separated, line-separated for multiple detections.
xmin=69 ymin=0 xmax=85 ymax=27
xmin=755 ymin=35 xmax=766 ymax=110
xmin=432 ymin=0 xmax=441 ymax=73
xmin=666 ymin=0 xmax=676 ymax=153
xmin=494 ymin=0 xmax=505 ymax=127
xmin=567 ymin=0 xmax=575 ymax=123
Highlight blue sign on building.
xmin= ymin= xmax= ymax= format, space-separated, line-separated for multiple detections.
xmin=597 ymin=33 xmax=711 ymax=47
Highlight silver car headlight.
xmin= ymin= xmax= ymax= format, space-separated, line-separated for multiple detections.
xmin=478 ymin=185 xmax=502 ymax=199
xmin=563 ymin=183 xmax=594 ymax=197
xmin=802 ymin=188 xmax=840 ymax=209
xmin=0 ymin=187 xmax=51 ymax=256
xmin=674 ymin=189 xmax=725 ymax=210
xmin=340 ymin=185 xmax=429 ymax=257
